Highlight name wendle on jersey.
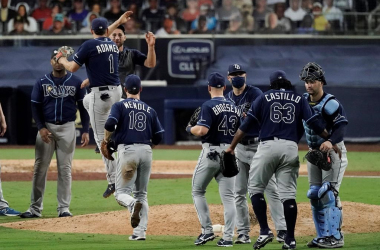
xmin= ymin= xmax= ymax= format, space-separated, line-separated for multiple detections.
xmin=265 ymin=92 xmax=301 ymax=103
xmin=123 ymin=101 xmax=151 ymax=113
xmin=42 ymin=84 xmax=76 ymax=98
xmin=212 ymin=103 xmax=241 ymax=116
xmin=96 ymin=44 xmax=119 ymax=54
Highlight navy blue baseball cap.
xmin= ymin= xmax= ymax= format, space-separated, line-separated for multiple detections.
xmin=91 ymin=17 xmax=108 ymax=31
xmin=228 ymin=64 xmax=246 ymax=75
xmin=124 ymin=74 xmax=141 ymax=91
xmin=270 ymin=70 xmax=287 ymax=83
xmin=208 ymin=72 xmax=225 ymax=88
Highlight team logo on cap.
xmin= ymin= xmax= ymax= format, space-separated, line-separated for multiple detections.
xmin=234 ymin=64 xmax=240 ymax=69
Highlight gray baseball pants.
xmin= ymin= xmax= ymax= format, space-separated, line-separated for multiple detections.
xmin=0 ymin=165 xmax=9 ymax=209
xmin=235 ymin=142 xmax=287 ymax=235
xmin=192 ymin=143 xmax=236 ymax=241
xmin=27 ymin=122 xmax=76 ymax=216
xmin=114 ymin=144 xmax=152 ymax=237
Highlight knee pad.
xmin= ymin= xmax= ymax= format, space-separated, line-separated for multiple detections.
xmin=307 ymin=185 xmax=321 ymax=199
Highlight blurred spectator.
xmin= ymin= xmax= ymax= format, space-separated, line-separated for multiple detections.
xmin=198 ymin=0 xmax=214 ymax=8
xmin=323 ymin=0 xmax=343 ymax=30
xmin=126 ymin=3 xmax=141 ymax=27
xmin=216 ymin=0 xmax=241 ymax=22
xmin=155 ymin=18 xmax=180 ymax=36
xmin=90 ymin=2 xmax=101 ymax=15
xmin=189 ymin=15 xmax=211 ymax=34
xmin=233 ymin=0 xmax=252 ymax=10
xmin=81 ymin=3 xmax=100 ymax=28
xmin=312 ymin=2 xmax=329 ymax=31
xmin=301 ymin=0 xmax=314 ymax=13
xmin=191 ymin=4 xmax=217 ymax=31
xmin=260 ymin=12 xmax=286 ymax=33
xmin=275 ymin=2 xmax=291 ymax=32
xmin=0 ymin=0 xmax=17 ymax=34
xmin=10 ymin=0 xmax=36 ymax=8
xmin=253 ymin=0 xmax=272 ymax=31
xmin=8 ymin=15 xmax=29 ymax=34
xmin=104 ymin=0 xmax=124 ymax=23
xmin=297 ymin=13 xmax=314 ymax=33
xmin=50 ymin=0 xmax=72 ymax=13
xmin=42 ymin=3 xmax=71 ymax=30
xmin=165 ymin=3 xmax=187 ymax=34
xmin=285 ymin=0 xmax=306 ymax=22
xmin=87 ymin=0 xmax=107 ymax=10
xmin=124 ymin=17 xmax=140 ymax=34
xmin=180 ymin=0 xmax=199 ymax=23
xmin=43 ymin=13 xmax=69 ymax=34
xmin=67 ymin=0 xmax=89 ymax=24
xmin=31 ymin=0 xmax=52 ymax=22
xmin=267 ymin=0 xmax=286 ymax=7
xmin=141 ymin=0 xmax=165 ymax=33
xmin=7 ymin=2 xmax=38 ymax=33
xmin=240 ymin=2 xmax=254 ymax=33
xmin=225 ymin=13 xmax=245 ymax=34
xmin=79 ymin=11 xmax=98 ymax=33
xmin=334 ymin=0 xmax=353 ymax=11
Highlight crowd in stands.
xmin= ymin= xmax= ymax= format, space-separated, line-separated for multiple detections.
xmin=0 ymin=0 xmax=379 ymax=36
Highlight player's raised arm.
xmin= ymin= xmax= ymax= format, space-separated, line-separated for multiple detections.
xmin=107 ymin=11 xmax=133 ymax=35
xmin=0 ymin=103 xmax=7 ymax=137
xmin=144 ymin=32 xmax=156 ymax=68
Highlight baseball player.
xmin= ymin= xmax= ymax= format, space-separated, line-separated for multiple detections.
xmin=225 ymin=64 xmax=287 ymax=244
xmin=19 ymin=49 xmax=90 ymax=218
xmin=300 ymin=62 xmax=348 ymax=248
xmin=226 ymin=70 xmax=325 ymax=250
xmin=56 ymin=13 xmax=133 ymax=199
xmin=0 ymin=103 xmax=21 ymax=216
xmin=187 ymin=72 xmax=240 ymax=247
xmin=103 ymin=74 xmax=164 ymax=240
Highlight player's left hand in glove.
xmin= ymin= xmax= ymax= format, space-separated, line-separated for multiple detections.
xmin=188 ymin=107 xmax=201 ymax=126
xmin=304 ymin=149 xmax=332 ymax=171
xmin=220 ymin=150 xmax=239 ymax=177
xmin=55 ymin=46 xmax=75 ymax=62
xmin=100 ymin=139 xmax=117 ymax=161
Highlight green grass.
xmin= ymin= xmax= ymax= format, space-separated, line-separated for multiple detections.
xmin=2 ymin=149 xmax=380 ymax=172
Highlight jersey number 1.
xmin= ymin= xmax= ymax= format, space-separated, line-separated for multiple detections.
xmin=109 ymin=54 xmax=114 ymax=73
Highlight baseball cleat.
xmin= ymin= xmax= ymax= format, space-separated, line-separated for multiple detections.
xmin=276 ymin=230 xmax=287 ymax=243
xmin=129 ymin=235 xmax=146 ymax=241
xmin=19 ymin=211 xmax=39 ymax=218
xmin=130 ymin=201 xmax=142 ymax=228
xmin=282 ymin=238 xmax=296 ymax=249
xmin=217 ymin=238 xmax=233 ymax=247
xmin=253 ymin=231 xmax=274 ymax=249
xmin=95 ymin=145 xmax=100 ymax=154
xmin=235 ymin=234 xmax=251 ymax=244
xmin=0 ymin=207 xmax=21 ymax=216
xmin=316 ymin=235 xmax=344 ymax=248
xmin=59 ymin=212 xmax=73 ymax=217
xmin=306 ymin=238 xmax=319 ymax=248
xmin=194 ymin=233 xmax=216 ymax=245
xmin=103 ymin=183 xmax=115 ymax=198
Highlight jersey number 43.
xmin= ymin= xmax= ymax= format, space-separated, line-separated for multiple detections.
xmin=218 ymin=115 xmax=238 ymax=136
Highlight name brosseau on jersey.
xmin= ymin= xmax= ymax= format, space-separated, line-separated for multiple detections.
xmin=96 ymin=44 xmax=119 ymax=54
xmin=265 ymin=92 xmax=301 ymax=103
xmin=212 ymin=103 xmax=241 ymax=116
xmin=123 ymin=101 xmax=151 ymax=113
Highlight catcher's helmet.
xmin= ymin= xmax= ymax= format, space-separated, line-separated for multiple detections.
xmin=300 ymin=62 xmax=327 ymax=85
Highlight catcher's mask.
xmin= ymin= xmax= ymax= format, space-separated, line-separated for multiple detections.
xmin=300 ymin=62 xmax=327 ymax=85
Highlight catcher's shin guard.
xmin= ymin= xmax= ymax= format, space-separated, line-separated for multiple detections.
xmin=308 ymin=186 xmax=325 ymax=238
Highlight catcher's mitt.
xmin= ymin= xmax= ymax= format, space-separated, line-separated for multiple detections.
xmin=305 ymin=149 xmax=332 ymax=171
xmin=55 ymin=46 xmax=75 ymax=62
xmin=188 ymin=107 xmax=201 ymax=126
xmin=100 ymin=140 xmax=117 ymax=161
xmin=220 ymin=151 xmax=239 ymax=177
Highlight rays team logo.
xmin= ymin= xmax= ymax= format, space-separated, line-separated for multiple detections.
xmin=238 ymin=102 xmax=251 ymax=114
xmin=42 ymin=84 xmax=76 ymax=98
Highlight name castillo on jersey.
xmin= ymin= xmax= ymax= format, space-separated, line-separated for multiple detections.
xmin=95 ymin=44 xmax=119 ymax=54
xmin=212 ymin=103 xmax=241 ymax=116
xmin=42 ymin=84 xmax=76 ymax=98
xmin=123 ymin=100 xmax=151 ymax=113
xmin=265 ymin=91 xmax=301 ymax=103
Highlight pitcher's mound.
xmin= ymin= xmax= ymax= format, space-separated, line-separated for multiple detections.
xmin=2 ymin=201 xmax=380 ymax=236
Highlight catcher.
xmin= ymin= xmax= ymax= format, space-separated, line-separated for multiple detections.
xmin=185 ymin=72 xmax=240 ymax=247
xmin=301 ymin=62 xmax=348 ymax=249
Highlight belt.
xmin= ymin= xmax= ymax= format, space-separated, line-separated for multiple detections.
xmin=240 ymin=137 xmax=259 ymax=145
xmin=260 ymin=136 xmax=276 ymax=142
xmin=202 ymin=143 xmax=230 ymax=147
xmin=91 ymin=85 xmax=119 ymax=92
xmin=52 ymin=121 xmax=68 ymax=125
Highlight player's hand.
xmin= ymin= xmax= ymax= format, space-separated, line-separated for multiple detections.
xmin=39 ymin=128 xmax=52 ymax=144
xmin=81 ymin=132 xmax=89 ymax=147
xmin=0 ymin=117 xmax=6 ymax=137
xmin=117 ymin=11 xmax=133 ymax=25
xmin=225 ymin=147 xmax=235 ymax=155
xmin=319 ymin=140 xmax=333 ymax=153
xmin=81 ymin=79 xmax=90 ymax=89
xmin=332 ymin=144 xmax=342 ymax=159
xmin=145 ymin=32 xmax=156 ymax=47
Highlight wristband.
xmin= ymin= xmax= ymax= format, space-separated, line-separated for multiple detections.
xmin=186 ymin=126 xmax=192 ymax=134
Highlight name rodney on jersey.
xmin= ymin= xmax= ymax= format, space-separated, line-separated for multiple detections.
xmin=265 ymin=92 xmax=301 ymax=103
xmin=42 ymin=84 xmax=76 ymax=98
xmin=212 ymin=103 xmax=241 ymax=116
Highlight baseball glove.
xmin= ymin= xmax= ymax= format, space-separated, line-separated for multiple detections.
xmin=55 ymin=46 xmax=75 ymax=62
xmin=188 ymin=107 xmax=201 ymax=126
xmin=220 ymin=151 xmax=239 ymax=177
xmin=100 ymin=140 xmax=117 ymax=161
xmin=305 ymin=149 xmax=332 ymax=171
